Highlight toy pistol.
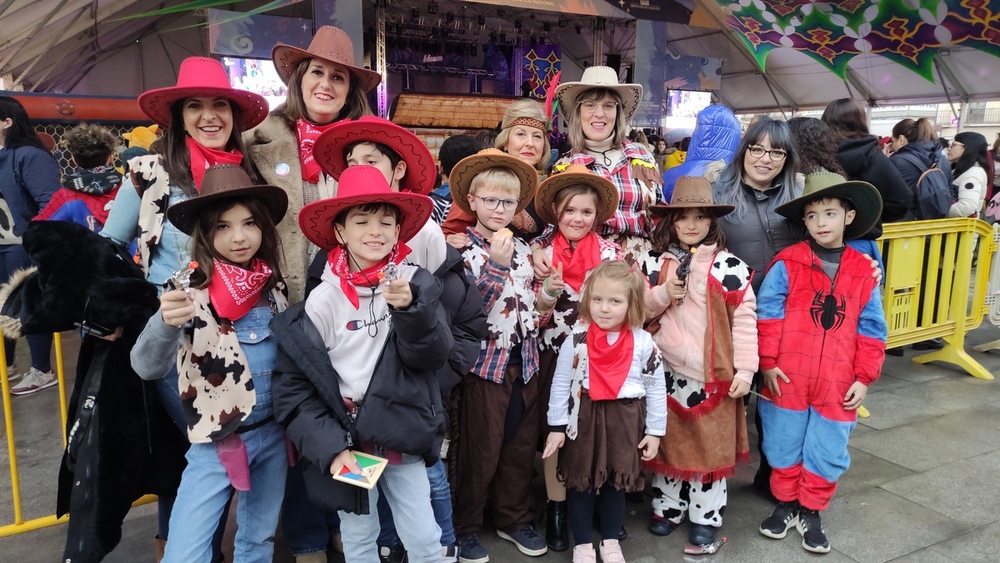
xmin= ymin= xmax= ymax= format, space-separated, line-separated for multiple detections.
xmin=377 ymin=261 xmax=399 ymax=283
xmin=165 ymin=260 xmax=199 ymax=296
xmin=675 ymin=248 xmax=695 ymax=306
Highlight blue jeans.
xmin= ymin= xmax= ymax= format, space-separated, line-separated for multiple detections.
xmin=163 ymin=307 xmax=287 ymax=563
xmin=378 ymin=459 xmax=455 ymax=547
xmin=0 ymin=244 xmax=52 ymax=370
xmin=340 ymin=457 xmax=442 ymax=563
xmin=282 ymin=463 xmax=341 ymax=556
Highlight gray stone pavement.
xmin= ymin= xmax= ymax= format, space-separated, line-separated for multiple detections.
xmin=1 ymin=325 xmax=999 ymax=562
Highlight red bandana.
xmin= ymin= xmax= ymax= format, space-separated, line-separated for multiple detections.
xmin=186 ymin=137 xmax=243 ymax=191
xmin=208 ymin=258 xmax=272 ymax=320
xmin=551 ymin=231 xmax=602 ymax=292
xmin=296 ymin=119 xmax=338 ymax=183
xmin=328 ymin=243 xmax=412 ymax=309
xmin=587 ymin=325 xmax=634 ymax=401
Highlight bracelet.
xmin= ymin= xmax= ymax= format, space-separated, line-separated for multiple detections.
xmin=543 ymin=278 xmax=560 ymax=298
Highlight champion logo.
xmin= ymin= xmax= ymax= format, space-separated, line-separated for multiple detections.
xmin=346 ymin=311 xmax=391 ymax=332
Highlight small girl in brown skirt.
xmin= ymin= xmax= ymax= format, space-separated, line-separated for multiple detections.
xmin=543 ymin=261 xmax=666 ymax=563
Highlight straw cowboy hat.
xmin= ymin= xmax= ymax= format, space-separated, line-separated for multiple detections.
xmin=776 ymin=170 xmax=883 ymax=239
xmin=137 ymin=57 xmax=268 ymax=130
xmin=313 ymin=115 xmax=437 ymax=195
xmin=554 ymin=66 xmax=643 ymax=126
xmin=534 ymin=164 xmax=619 ymax=226
xmin=650 ymin=176 xmax=735 ymax=218
xmin=272 ymin=26 xmax=382 ymax=93
xmin=298 ymin=165 xmax=433 ymax=251
xmin=167 ymin=165 xmax=289 ymax=235
xmin=449 ymin=148 xmax=538 ymax=216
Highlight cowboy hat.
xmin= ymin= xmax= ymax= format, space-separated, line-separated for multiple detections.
xmin=137 ymin=57 xmax=268 ymax=130
xmin=775 ymin=170 xmax=883 ymax=240
xmin=534 ymin=164 xmax=619 ymax=226
xmin=554 ymin=66 xmax=642 ymax=127
xmin=298 ymin=165 xmax=432 ymax=251
xmin=272 ymin=26 xmax=382 ymax=93
xmin=166 ymin=165 xmax=289 ymax=235
xmin=650 ymin=176 xmax=734 ymax=218
xmin=313 ymin=116 xmax=436 ymax=195
xmin=449 ymin=148 xmax=538 ymax=216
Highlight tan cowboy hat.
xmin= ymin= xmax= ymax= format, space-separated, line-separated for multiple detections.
xmin=776 ymin=170 xmax=882 ymax=239
xmin=272 ymin=26 xmax=382 ymax=93
xmin=449 ymin=148 xmax=538 ymax=216
xmin=650 ymin=176 xmax=734 ymax=218
xmin=555 ymin=66 xmax=642 ymax=126
xmin=534 ymin=165 xmax=619 ymax=226
xmin=167 ymin=165 xmax=288 ymax=235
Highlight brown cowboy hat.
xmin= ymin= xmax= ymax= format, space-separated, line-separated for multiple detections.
xmin=650 ymin=175 xmax=734 ymax=218
xmin=272 ymin=26 xmax=382 ymax=93
xmin=534 ymin=164 xmax=619 ymax=226
xmin=137 ymin=57 xmax=269 ymax=130
xmin=449 ymin=148 xmax=538 ymax=216
xmin=167 ymin=165 xmax=288 ymax=235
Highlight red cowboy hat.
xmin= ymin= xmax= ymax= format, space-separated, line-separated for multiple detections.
xmin=298 ymin=165 xmax=432 ymax=251
xmin=313 ymin=116 xmax=436 ymax=195
xmin=272 ymin=26 xmax=382 ymax=93
xmin=137 ymin=57 xmax=268 ymax=130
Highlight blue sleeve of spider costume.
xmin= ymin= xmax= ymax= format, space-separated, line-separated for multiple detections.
xmin=756 ymin=260 xmax=789 ymax=322
xmin=854 ymin=283 xmax=888 ymax=386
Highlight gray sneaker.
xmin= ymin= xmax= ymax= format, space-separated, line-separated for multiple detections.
xmin=458 ymin=534 xmax=489 ymax=563
xmin=10 ymin=367 xmax=57 ymax=396
xmin=497 ymin=526 xmax=547 ymax=557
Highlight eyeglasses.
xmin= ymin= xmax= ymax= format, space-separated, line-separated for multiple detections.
xmin=474 ymin=195 xmax=519 ymax=211
xmin=747 ymin=146 xmax=787 ymax=161
xmin=580 ymin=101 xmax=618 ymax=114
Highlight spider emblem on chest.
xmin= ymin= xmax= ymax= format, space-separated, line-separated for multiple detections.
xmin=811 ymin=291 xmax=846 ymax=331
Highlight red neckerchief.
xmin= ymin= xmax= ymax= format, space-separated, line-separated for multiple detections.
xmin=328 ymin=243 xmax=412 ymax=309
xmin=552 ymin=231 xmax=602 ymax=292
xmin=186 ymin=137 xmax=243 ymax=191
xmin=296 ymin=119 xmax=337 ymax=183
xmin=208 ymin=258 xmax=272 ymax=320
xmin=587 ymin=324 xmax=634 ymax=401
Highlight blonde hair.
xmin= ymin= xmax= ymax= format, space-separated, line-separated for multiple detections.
xmin=495 ymin=99 xmax=551 ymax=173
xmin=469 ymin=168 xmax=523 ymax=198
xmin=579 ymin=261 xmax=646 ymax=330
xmin=568 ymin=88 xmax=628 ymax=153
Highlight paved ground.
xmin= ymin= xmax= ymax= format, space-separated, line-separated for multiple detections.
xmin=1 ymin=324 xmax=1000 ymax=562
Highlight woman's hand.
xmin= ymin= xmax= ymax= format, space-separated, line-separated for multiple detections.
xmin=728 ymin=378 xmax=751 ymax=399
xmin=383 ymin=278 xmax=413 ymax=309
xmin=862 ymin=254 xmax=883 ymax=284
xmin=160 ymin=289 xmax=195 ymax=327
xmin=542 ymin=432 xmax=565 ymax=459
xmin=532 ymin=247 xmax=552 ymax=278
xmin=329 ymin=449 xmax=361 ymax=476
xmin=638 ymin=435 xmax=660 ymax=461
xmin=446 ymin=233 xmax=471 ymax=250
xmin=761 ymin=367 xmax=790 ymax=397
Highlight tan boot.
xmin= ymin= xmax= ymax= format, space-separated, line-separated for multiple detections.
xmin=572 ymin=543 xmax=597 ymax=563
xmin=154 ymin=537 xmax=166 ymax=563
xmin=295 ymin=553 xmax=327 ymax=563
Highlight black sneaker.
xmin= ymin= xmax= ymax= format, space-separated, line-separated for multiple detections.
xmin=378 ymin=543 xmax=407 ymax=563
xmin=689 ymin=523 xmax=716 ymax=545
xmin=797 ymin=508 xmax=831 ymax=553
xmin=458 ymin=534 xmax=489 ymax=563
xmin=759 ymin=501 xmax=799 ymax=539
xmin=497 ymin=525 xmax=548 ymax=557
xmin=648 ymin=515 xmax=677 ymax=536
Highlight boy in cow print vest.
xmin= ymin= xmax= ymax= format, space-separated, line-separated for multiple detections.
xmin=756 ymin=171 xmax=887 ymax=554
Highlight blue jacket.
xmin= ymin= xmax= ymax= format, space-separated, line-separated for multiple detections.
xmin=0 ymin=145 xmax=60 ymax=236
xmin=663 ymin=105 xmax=741 ymax=201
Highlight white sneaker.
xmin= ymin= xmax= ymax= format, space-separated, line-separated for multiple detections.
xmin=4 ymin=364 xmax=19 ymax=383
xmin=10 ymin=367 xmax=57 ymax=396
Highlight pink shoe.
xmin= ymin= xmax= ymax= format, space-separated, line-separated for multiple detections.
xmin=599 ymin=539 xmax=626 ymax=563
xmin=572 ymin=543 xmax=597 ymax=563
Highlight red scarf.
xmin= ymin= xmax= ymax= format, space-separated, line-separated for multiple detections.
xmin=587 ymin=325 xmax=634 ymax=401
xmin=186 ymin=137 xmax=243 ymax=191
xmin=328 ymin=243 xmax=412 ymax=309
xmin=208 ymin=258 xmax=272 ymax=320
xmin=296 ymin=119 xmax=338 ymax=183
xmin=552 ymin=231 xmax=602 ymax=292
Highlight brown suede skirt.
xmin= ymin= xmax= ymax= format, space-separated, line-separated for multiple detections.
xmin=558 ymin=393 xmax=646 ymax=493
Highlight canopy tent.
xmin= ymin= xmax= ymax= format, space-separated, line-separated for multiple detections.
xmin=1 ymin=0 xmax=998 ymax=113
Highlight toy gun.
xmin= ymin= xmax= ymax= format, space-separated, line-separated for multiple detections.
xmin=377 ymin=261 xmax=399 ymax=283
xmin=165 ymin=261 xmax=199 ymax=296
xmin=675 ymin=248 xmax=695 ymax=306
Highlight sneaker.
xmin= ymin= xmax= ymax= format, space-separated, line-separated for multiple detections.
xmin=378 ymin=543 xmax=407 ymax=563
xmin=759 ymin=501 xmax=799 ymax=539
xmin=689 ymin=523 xmax=716 ymax=545
xmin=797 ymin=508 xmax=831 ymax=553
xmin=442 ymin=542 xmax=459 ymax=563
xmin=4 ymin=363 xmax=19 ymax=383
xmin=598 ymin=539 xmax=625 ymax=563
xmin=457 ymin=534 xmax=489 ymax=563
xmin=10 ymin=367 xmax=56 ymax=396
xmin=497 ymin=525 xmax=548 ymax=557
xmin=571 ymin=543 xmax=596 ymax=563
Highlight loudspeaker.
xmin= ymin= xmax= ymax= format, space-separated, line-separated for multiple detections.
xmin=606 ymin=54 xmax=621 ymax=73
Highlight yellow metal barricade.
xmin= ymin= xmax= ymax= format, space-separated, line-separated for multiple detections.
xmin=878 ymin=217 xmax=997 ymax=380
xmin=972 ymin=223 xmax=1000 ymax=353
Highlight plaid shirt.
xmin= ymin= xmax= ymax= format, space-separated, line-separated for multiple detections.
xmin=461 ymin=228 xmax=546 ymax=384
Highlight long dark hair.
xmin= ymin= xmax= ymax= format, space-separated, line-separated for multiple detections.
xmin=715 ymin=117 xmax=799 ymax=219
xmin=650 ymin=207 xmax=726 ymax=253
xmin=188 ymin=197 xmax=284 ymax=290
xmin=161 ymin=99 xmax=253 ymax=196
xmin=952 ymin=131 xmax=989 ymax=178
xmin=0 ymin=96 xmax=46 ymax=150
xmin=787 ymin=117 xmax=845 ymax=176
xmin=821 ymin=98 xmax=870 ymax=141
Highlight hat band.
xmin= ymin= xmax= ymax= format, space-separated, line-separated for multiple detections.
xmin=503 ymin=117 xmax=546 ymax=131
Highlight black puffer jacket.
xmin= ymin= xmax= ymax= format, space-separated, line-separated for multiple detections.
xmin=890 ymin=140 xmax=953 ymax=217
xmin=835 ymin=136 xmax=912 ymax=236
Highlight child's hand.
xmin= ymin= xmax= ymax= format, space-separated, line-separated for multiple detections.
xmin=160 ymin=288 xmax=195 ymax=327
xmin=532 ymin=247 xmax=552 ymax=278
xmin=383 ymin=278 xmax=413 ymax=309
xmin=546 ymin=263 xmax=566 ymax=294
xmin=762 ymin=367 xmax=790 ymax=396
xmin=446 ymin=233 xmax=471 ymax=249
xmin=489 ymin=235 xmax=515 ymax=267
xmin=542 ymin=432 xmax=565 ymax=459
xmin=728 ymin=378 xmax=751 ymax=399
xmin=665 ymin=278 xmax=687 ymax=301
xmin=843 ymin=381 xmax=869 ymax=410
xmin=329 ymin=449 xmax=361 ymax=476
xmin=638 ymin=435 xmax=660 ymax=461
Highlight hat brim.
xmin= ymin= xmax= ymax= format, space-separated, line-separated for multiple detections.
xmin=649 ymin=203 xmax=734 ymax=218
xmin=271 ymin=43 xmax=382 ymax=93
xmin=137 ymin=87 xmax=268 ymax=130
xmin=166 ymin=186 xmax=289 ymax=236
xmin=775 ymin=181 xmax=884 ymax=239
xmin=555 ymin=83 xmax=642 ymax=128
xmin=314 ymin=121 xmax=436 ymax=195
xmin=449 ymin=154 xmax=538 ymax=216
xmin=298 ymin=192 xmax=433 ymax=251
xmin=534 ymin=171 xmax=619 ymax=226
